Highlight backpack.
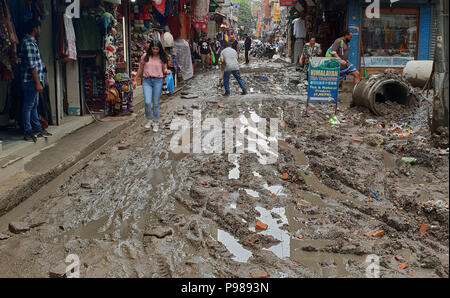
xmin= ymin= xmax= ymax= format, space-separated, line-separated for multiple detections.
xmin=326 ymin=39 xmax=344 ymax=57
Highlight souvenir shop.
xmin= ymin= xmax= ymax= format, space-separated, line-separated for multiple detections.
xmin=73 ymin=0 xmax=134 ymax=116
xmin=128 ymin=0 xmax=190 ymax=88
xmin=0 ymin=0 xmax=56 ymax=129
xmin=284 ymin=0 xmax=349 ymax=63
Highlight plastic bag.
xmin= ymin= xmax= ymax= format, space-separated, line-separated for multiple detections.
xmin=165 ymin=73 xmax=174 ymax=93
xmin=211 ymin=52 xmax=216 ymax=64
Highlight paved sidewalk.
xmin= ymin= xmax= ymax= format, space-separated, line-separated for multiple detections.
xmin=0 ymin=87 xmax=145 ymax=216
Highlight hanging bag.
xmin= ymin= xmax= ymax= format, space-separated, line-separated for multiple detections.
xmin=165 ymin=73 xmax=174 ymax=93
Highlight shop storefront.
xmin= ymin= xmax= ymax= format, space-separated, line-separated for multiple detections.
xmin=347 ymin=0 xmax=435 ymax=75
xmin=1 ymin=0 xmax=59 ymax=129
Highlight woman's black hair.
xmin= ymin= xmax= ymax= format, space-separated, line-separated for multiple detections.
xmin=144 ymin=39 xmax=168 ymax=64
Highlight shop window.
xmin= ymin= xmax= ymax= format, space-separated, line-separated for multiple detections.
xmin=362 ymin=8 xmax=419 ymax=66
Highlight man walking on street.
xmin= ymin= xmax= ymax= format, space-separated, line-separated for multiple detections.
xmin=231 ymin=35 xmax=240 ymax=58
xmin=330 ymin=29 xmax=360 ymax=85
xmin=198 ymin=36 xmax=212 ymax=70
xmin=219 ymin=37 xmax=247 ymax=96
xmin=244 ymin=34 xmax=252 ymax=64
xmin=20 ymin=19 xmax=52 ymax=142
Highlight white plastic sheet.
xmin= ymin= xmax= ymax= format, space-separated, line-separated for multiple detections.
xmin=174 ymin=39 xmax=193 ymax=81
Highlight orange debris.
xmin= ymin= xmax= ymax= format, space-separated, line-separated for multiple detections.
xmin=255 ymin=221 xmax=268 ymax=230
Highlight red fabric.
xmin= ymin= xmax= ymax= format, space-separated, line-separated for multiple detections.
xmin=168 ymin=15 xmax=181 ymax=38
xmin=193 ymin=22 xmax=207 ymax=33
xmin=152 ymin=0 xmax=165 ymax=15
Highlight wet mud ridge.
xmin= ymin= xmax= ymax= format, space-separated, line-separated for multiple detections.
xmin=0 ymin=61 xmax=448 ymax=278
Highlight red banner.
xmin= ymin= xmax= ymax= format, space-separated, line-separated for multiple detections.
xmin=280 ymin=0 xmax=296 ymax=6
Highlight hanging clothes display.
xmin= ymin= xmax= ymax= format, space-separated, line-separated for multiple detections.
xmin=167 ymin=15 xmax=181 ymax=38
xmin=63 ymin=15 xmax=76 ymax=61
xmin=192 ymin=0 xmax=210 ymax=33
xmin=152 ymin=0 xmax=166 ymax=15
xmin=0 ymin=0 xmax=18 ymax=81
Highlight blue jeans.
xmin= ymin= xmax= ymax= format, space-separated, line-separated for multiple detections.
xmin=142 ymin=77 xmax=163 ymax=122
xmin=22 ymin=81 xmax=42 ymax=134
xmin=223 ymin=70 xmax=247 ymax=94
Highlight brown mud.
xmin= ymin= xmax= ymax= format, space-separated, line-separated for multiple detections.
xmin=0 ymin=60 xmax=448 ymax=278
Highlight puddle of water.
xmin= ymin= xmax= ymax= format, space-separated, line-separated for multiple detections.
xmin=382 ymin=150 xmax=396 ymax=169
xmin=278 ymin=140 xmax=308 ymax=167
xmin=301 ymin=172 xmax=346 ymax=200
xmin=245 ymin=189 xmax=260 ymax=198
xmin=228 ymin=154 xmax=240 ymax=180
xmin=263 ymin=183 xmax=286 ymax=196
xmin=215 ymin=228 xmax=253 ymax=263
xmin=253 ymin=206 xmax=290 ymax=260
xmin=253 ymin=171 xmax=262 ymax=178
xmin=300 ymin=191 xmax=325 ymax=207
xmin=290 ymin=239 xmax=365 ymax=277
xmin=238 ymin=111 xmax=279 ymax=165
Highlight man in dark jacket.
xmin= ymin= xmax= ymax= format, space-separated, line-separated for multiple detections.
xmin=244 ymin=34 xmax=252 ymax=64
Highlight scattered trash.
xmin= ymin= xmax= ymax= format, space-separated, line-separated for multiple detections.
xmin=281 ymin=172 xmax=289 ymax=180
xmin=250 ymin=271 xmax=269 ymax=278
xmin=329 ymin=116 xmax=340 ymax=126
xmin=365 ymin=229 xmax=385 ymax=238
xmin=255 ymin=221 xmax=268 ymax=230
xmin=439 ymin=148 xmax=449 ymax=156
xmin=372 ymin=230 xmax=385 ymax=238
xmin=367 ymin=188 xmax=381 ymax=201
xmin=352 ymin=137 xmax=364 ymax=142
xmin=402 ymin=157 xmax=418 ymax=164
xmin=398 ymin=262 xmax=409 ymax=270
xmin=419 ymin=223 xmax=429 ymax=234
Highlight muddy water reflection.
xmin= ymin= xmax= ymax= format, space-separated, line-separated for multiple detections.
xmin=254 ymin=206 xmax=290 ymax=260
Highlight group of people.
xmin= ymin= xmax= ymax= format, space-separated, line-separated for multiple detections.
xmin=130 ymin=33 xmax=250 ymax=134
xmin=297 ymin=29 xmax=361 ymax=84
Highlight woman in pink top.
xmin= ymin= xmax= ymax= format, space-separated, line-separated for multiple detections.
xmin=133 ymin=39 xmax=171 ymax=132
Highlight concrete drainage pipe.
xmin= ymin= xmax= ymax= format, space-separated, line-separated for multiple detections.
xmin=352 ymin=72 xmax=416 ymax=116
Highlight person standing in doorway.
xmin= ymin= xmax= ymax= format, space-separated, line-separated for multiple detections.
xmin=292 ymin=15 xmax=306 ymax=66
xmin=133 ymin=39 xmax=171 ymax=133
xmin=244 ymin=34 xmax=252 ymax=64
xmin=330 ymin=29 xmax=360 ymax=86
xmin=20 ymin=18 xmax=52 ymax=142
xmin=219 ymin=37 xmax=247 ymax=96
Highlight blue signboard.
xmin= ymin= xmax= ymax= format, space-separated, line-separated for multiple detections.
xmin=307 ymin=57 xmax=340 ymax=104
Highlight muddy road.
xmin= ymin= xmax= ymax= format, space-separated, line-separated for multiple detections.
xmin=0 ymin=61 xmax=448 ymax=278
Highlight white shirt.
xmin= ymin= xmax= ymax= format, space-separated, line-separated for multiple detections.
xmin=220 ymin=47 xmax=239 ymax=71
xmin=293 ymin=18 xmax=306 ymax=39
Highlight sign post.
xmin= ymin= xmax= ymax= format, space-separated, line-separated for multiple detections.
xmin=306 ymin=57 xmax=341 ymax=116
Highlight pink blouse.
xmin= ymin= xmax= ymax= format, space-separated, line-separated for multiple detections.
xmin=140 ymin=54 xmax=166 ymax=78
